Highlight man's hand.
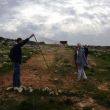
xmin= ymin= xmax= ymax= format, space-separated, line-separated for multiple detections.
xmin=29 ymin=34 xmax=35 ymax=39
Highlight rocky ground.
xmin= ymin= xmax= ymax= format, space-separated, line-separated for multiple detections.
xmin=0 ymin=45 xmax=110 ymax=110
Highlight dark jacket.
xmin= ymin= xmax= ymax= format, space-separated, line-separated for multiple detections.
xmin=84 ymin=47 xmax=89 ymax=58
xmin=9 ymin=38 xmax=29 ymax=64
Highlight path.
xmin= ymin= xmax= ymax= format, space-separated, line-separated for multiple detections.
xmin=0 ymin=47 xmax=76 ymax=90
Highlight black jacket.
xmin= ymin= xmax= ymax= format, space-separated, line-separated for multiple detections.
xmin=84 ymin=47 xmax=89 ymax=57
xmin=9 ymin=38 xmax=29 ymax=64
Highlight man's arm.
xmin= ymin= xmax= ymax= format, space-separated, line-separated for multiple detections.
xmin=19 ymin=34 xmax=34 ymax=47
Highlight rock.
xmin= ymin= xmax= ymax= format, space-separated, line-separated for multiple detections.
xmin=58 ymin=89 xmax=62 ymax=94
xmin=6 ymin=86 xmax=13 ymax=91
xmin=55 ymin=92 xmax=59 ymax=96
xmin=49 ymin=91 xmax=54 ymax=95
xmin=20 ymin=85 xmax=27 ymax=91
xmin=28 ymin=86 xmax=33 ymax=93
xmin=14 ymin=87 xmax=23 ymax=93
xmin=42 ymin=87 xmax=51 ymax=92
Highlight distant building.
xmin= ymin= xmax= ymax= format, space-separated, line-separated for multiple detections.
xmin=60 ymin=41 xmax=68 ymax=46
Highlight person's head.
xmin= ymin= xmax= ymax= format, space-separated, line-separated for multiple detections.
xmin=77 ymin=43 xmax=81 ymax=48
xmin=16 ymin=38 xmax=22 ymax=43
xmin=84 ymin=45 xmax=87 ymax=47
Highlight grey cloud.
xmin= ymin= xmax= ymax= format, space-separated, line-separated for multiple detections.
xmin=0 ymin=0 xmax=110 ymax=45
xmin=0 ymin=0 xmax=21 ymax=23
xmin=80 ymin=13 xmax=95 ymax=19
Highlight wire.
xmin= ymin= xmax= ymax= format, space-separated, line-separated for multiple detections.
xmin=32 ymin=35 xmax=52 ymax=110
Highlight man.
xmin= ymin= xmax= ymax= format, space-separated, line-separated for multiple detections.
xmin=74 ymin=46 xmax=78 ymax=74
xmin=84 ymin=45 xmax=89 ymax=59
xmin=9 ymin=34 xmax=34 ymax=92
xmin=76 ymin=43 xmax=87 ymax=81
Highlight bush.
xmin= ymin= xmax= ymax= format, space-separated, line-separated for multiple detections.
xmin=93 ymin=91 xmax=110 ymax=108
xmin=0 ymin=63 xmax=12 ymax=73
xmin=83 ymin=106 xmax=93 ymax=110
xmin=18 ymin=101 xmax=33 ymax=110
xmin=53 ymin=57 xmax=74 ymax=75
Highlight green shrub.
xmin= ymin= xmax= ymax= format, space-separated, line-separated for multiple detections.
xmin=93 ymin=91 xmax=110 ymax=108
xmin=83 ymin=106 xmax=93 ymax=110
xmin=18 ymin=101 xmax=33 ymax=110
xmin=0 ymin=63 xmax=12 ymax=73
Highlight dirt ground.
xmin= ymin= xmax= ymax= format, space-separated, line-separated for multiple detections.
xmin=0 ymin=46 xmax=109 ymax=110
xmin=0 ymin=47 xmax=76 ymax=89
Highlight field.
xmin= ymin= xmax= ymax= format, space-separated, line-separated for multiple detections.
xmin=0 ymin=38 xmax=110 ymax=110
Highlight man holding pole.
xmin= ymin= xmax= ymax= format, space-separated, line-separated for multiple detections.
xmin=8 ymin=34 xmax=34 ymax=92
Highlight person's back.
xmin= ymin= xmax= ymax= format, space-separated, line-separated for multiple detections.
xmin=73 ymin=46 xmax=78 ymax=73
xmin=10 ymin=44 xmax=22 ymax=63
xmin=74 ymin=46 xmax=77 ymax=62
xmin=84 ymin=46 xmax=88 ymax=58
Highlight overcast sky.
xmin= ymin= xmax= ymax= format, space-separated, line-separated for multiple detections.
xmin=0 ymin=0 xmax=110 ymax=45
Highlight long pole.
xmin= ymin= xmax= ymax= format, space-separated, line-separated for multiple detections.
xmin=33 ymin=35 xmax=51 ymax=74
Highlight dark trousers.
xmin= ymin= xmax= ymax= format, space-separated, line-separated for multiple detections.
xmin=13 ymin=63 xmax=21 ymax=87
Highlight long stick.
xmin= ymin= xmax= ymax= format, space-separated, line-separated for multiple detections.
xmin=33 ymin=35 xmax=51 ymax=74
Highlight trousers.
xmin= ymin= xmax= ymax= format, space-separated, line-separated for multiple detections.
xmin=77 ymin=66 xmax=87 ymax=80
xmin=13 ymin=63 xmax=21 ymax=87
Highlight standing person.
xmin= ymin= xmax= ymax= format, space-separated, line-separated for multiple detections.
xmin=9 ymin=34 xmax=34 ymax=92
xmin=76 ymin=43 xmax=87 ymax=81
xmin=74 ymin=46 xmax=78 ymax=74
xmin=84 ymin=45 xmax=89 ymax=60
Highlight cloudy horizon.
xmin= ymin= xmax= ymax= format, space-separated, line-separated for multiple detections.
xmin=0 ymin=0 xmax=110 ymax=46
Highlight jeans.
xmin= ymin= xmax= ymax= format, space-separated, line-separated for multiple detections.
xmin=77 ymin=66 xmax=87 ymax=80
xmin=13 ymin=63 xmax=21 ymax=87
